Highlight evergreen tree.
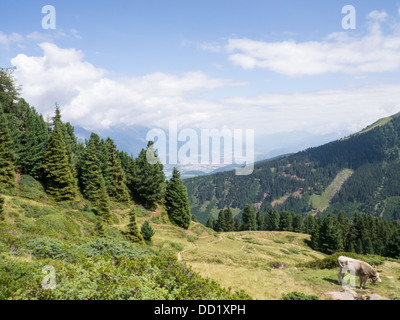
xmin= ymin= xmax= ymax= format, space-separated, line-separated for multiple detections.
xmin=129 ymin=142 xmax=165 ymax=210
xmin=96 ymin=178 xmax=112 ymax=224
xmin=17 ymin=106 xmax=48 ymax=179
xmin=279 ymin=211 xmax=292 ymax=231
xmin=165 ymin=167 xmax=191 ymax=229
xmin=42 ymin=120 xmax=77 ymax=201
xmin=303 ymin=213 xmax=315 ymax=234
xmin=234 ymin=218 xmax=242 ymax=231
xmin=0 ymin=69 xmax=19 ymax=114
xmin=242 ymin=204 xmax=257 ymax=231
xmin=95 ymin=216 xmax=106 ymax=237
xmin=215 ymin=210 xmax=226 ymax=232
xmin=256 ymin=211 xmax=266 ymax=231
xmin=206 ymin=217 xmax=215 ymax=230
xmin=337 ymin=211 xmax=350 ymax=250
xmin=141 ymin=220 xmax=155 ymax=244
xmin=127 ymin=207 xmax=144 ymax=244
xmin=318 ymin=214 xmax=342 ymax=254
xmin=223 ymin=207 xmax=234 ymax=232
xmin=363 ymin=237 xmax=374 ymax=255
xmin=265 ymin=209 xmax=280 ymax=231
xmin=105 ymin=138 xmax=130 ymax=204
xmin=80 ymin=133 xmax=106 ymax=205
xmin=292 ymin=213 xmax=304 ymax=233
xmin=0 ymin=106 xmax=16 ymax=192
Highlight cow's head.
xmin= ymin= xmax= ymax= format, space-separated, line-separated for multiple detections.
xmin=371 ymin=273 xmax=382 ymax=285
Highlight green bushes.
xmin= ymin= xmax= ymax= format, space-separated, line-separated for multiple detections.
xmin=282 ymin=291 xmax=319 ymax=300
xmin=0 ymin=249 xmax=252 ymax=300
xmin=300 ymin=252 xmax=385 ymax=269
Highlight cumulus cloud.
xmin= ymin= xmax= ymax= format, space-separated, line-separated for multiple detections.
xmin=10 ymin=43 xmax=400 ymax=137
xmin=11 ymin=42 xmax=245 ymax=130
xmin=224 ymin=12 xmax=400 ymax=77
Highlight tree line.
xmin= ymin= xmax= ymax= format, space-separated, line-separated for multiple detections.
xmin=206 ymin=205 xmax=400 ymax=259
xmin=0 ymin=69 xmax=192 ymax=243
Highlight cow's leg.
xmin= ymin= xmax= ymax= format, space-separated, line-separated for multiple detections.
xmin=337 ymin=268 xmax=343 ymax=284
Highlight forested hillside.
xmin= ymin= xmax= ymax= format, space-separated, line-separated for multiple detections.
xmin=185 ymin=112 xmax=400 ymax=224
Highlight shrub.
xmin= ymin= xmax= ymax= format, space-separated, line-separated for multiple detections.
xmin=300 ymin=252 xmax=385 ymax=269
xmin=282 ymin=291 xmax=319 ymax=300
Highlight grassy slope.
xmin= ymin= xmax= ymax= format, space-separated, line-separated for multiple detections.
xmin=310 ymin=169 xmax=354 ymax=213
xmin=2 ymin=177 xmax=400 ymax=300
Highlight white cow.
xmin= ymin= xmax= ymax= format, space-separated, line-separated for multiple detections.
xmin=337 ymin=256 xmax=381 ymax=289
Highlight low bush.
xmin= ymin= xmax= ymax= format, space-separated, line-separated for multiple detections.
xmin=300 ymin=252 xmax=385 ymax=269
xmin=282 ymin=291 xmax=319 ymax=300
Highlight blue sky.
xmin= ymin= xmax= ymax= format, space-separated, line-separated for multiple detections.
xmin=2 ymin=0 xmax=400 ymax=142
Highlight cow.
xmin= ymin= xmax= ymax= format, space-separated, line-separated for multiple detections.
xmin=337 ymin=256 xmax=382 ymax=289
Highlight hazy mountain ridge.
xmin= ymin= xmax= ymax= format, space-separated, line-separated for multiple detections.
xmin=185 ymin=113 xmax=400 ymax=224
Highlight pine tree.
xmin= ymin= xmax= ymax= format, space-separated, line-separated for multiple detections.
xmin=97 ymin=178 xmax=112 ymax=224
xmin=242 ymin=204 xmax=257 ymax=231
xmin=215 ymin=210 xmax=226 ymax=232
xmin=256 ymin=211 xmax=266 ymax=231
xmin=279 ymin=211 xmax=292 ymax=231
xmin=0 ymin=106 xmax=16 ymax=192
xmin=17 ymin=106 xmax=48 ymax=179
xmin=363 ymin=237 xmax=374 ymax=255
xmin=303 ymin=213 xmax=315 ymax=234
xmin=292 ymin=214 xmax=304 ymax=233
xmin=318 ymin=214 xmax=343 ymax=254
xmin=141 ymin=220 xmax=155 ymax=244
xmin=95 ymin=216 xmax=106 ymax=237
xmin=206 ymin=217 xmax=215 ymax=230
xmin=42 ymin=120 xmax=77 ymax=201
xmin=265 ymin=209 xmax=280 ymax=231
xmin=105 ymin=138 xmax=130 ymax=204
xmin=129 ymin=142 xmax=165 ymax=210
xmin=165 ymin=167 xmax=191 ymax=229
xmin=224 ymin=207 xmax=234 ymax=232
xmin=0 ymin=69 xmax=19 ymax=114
xmin=234 ymin=218 xmax=242 ymax=231
xmin=80 ymin=133 xmax=106 ymax=205
xmin=127 ymin=207 xmax=144 ymax=244
xmin=0 ymin=195 xmax=5 ymax=221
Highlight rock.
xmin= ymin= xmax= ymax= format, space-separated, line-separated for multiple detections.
xmin=326 ymin=288 xmax=357 ymax=300
xmin=365 ymin=293 xmax=383 ymax=300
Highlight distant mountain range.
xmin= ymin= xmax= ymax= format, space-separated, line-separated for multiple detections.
xmin=184 ymin=113 xmax=400 ymax=225
xmin=74 ymin=124 xmax=348 ymax=179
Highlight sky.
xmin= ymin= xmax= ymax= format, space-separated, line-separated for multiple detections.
xmin=2 ymin=0 xmax=400 ymax=144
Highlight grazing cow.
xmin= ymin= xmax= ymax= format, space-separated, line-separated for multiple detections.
xmin=337 ymin=256 xmax=381 ymax=289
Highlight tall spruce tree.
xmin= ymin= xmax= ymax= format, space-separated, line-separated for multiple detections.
xmin=129 ymin=142 xmax=165 ymax=210
xmin=105 ymin=138 xmax=130 ymax=204
xmin=242 ymin=204 xmax=257 ymax=231
xmin=265 ymin=209 xmax=280 ymax=231
xmin=80 ymin=133 xmax=106 ymax=205
xmin=17 ymin=105 xmax=48 ymax=179
xmin=97 ymin=178 xmax=112 ymax=224
xmin=0 ymin=106 xmax=16 ymax=192
xmin=165 ymin=167 xmax=191 ymax=229
xmin=127 ymin=206 xmax=144 ymax=244
xmin=42 ymin=119 xmax=77 ymax=201
xmin=318 ymin=214 xmax=342 ymax=254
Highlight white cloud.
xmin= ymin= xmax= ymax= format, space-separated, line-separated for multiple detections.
xmin=368 ymin=10 xmax=388 ymax=22
xmin=11 ymin=43 xmax=245 ymax=130
xmin=224 ymin=12 xmax=400 ymax=77
xmin=10 ymin=43 xmax=400 ymax=139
